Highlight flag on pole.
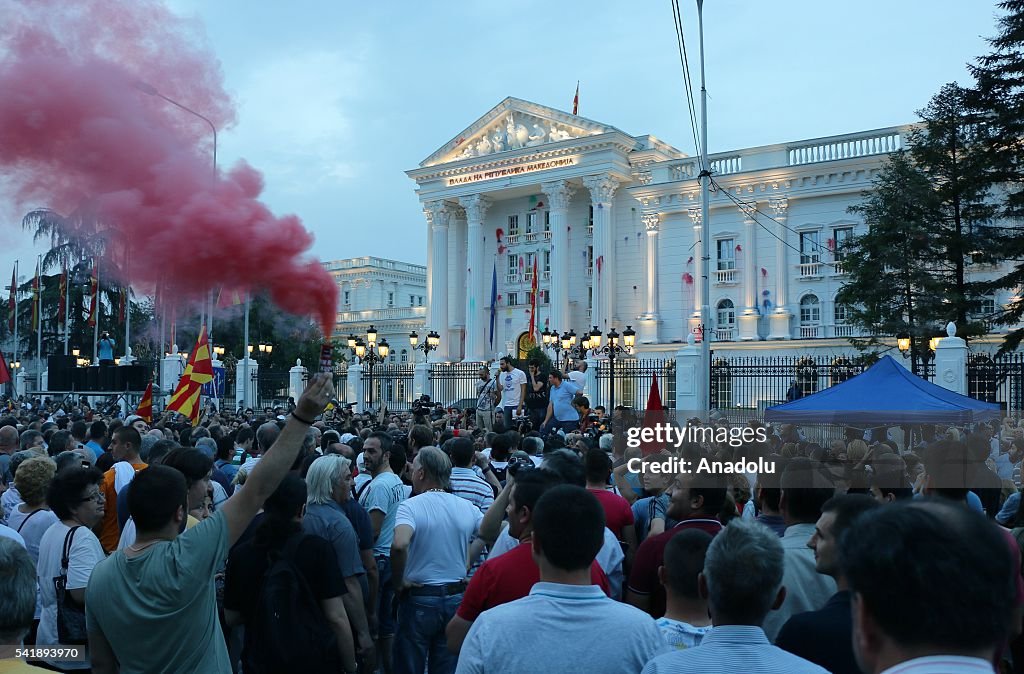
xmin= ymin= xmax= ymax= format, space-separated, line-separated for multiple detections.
xmin=639 ymin=374 xmax=667 ymax=456
xmin=118 ymin=287 xmax=127 ymax=325
xmin=572 ymin=81 xmax=579 ymax=115
xmin=488 ymin=261 xmax=497 ymax=351
xmin=216 ymin=287 xmax=245 ymax=308
xmin=57 ymin=267 xmax=67 ymax=328
xmin=7 ymin=267 xmax=15 ymax=334
xmin=30 ymin=262 xmax=40 ymax=331
xmin=86 ymin=267 xmax=98 ymax=328
xmin=0 ymin=352 xmax=10 ymax=385
xmin=166 ymin=326 xmax=214 ymax=425
xmin=528 ymin=256 xmax=539 ymax=343
xmin=135 ymin=381 xmax=153 ymax=423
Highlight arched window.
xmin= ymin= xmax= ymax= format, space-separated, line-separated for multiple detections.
xmin=715 ymin=299 xmax=736 ymax=341
xmin=799 ymin=294 xmax=821 ymax=338
xmin=400 ymin=349 xmax=408 ymax=364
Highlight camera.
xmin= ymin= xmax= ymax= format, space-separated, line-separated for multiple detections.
xmin=506 ymin=451 xmax=535 ymax=478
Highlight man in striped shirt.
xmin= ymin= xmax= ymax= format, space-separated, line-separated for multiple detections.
xmin=445 ymin=438 xmax=497 ymax=513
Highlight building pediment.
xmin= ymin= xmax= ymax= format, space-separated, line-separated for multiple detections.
xmin=419 ymin=97 xmax=624 ymax=168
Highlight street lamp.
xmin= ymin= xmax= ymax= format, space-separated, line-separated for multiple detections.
xmin=896 ymin=333 xmax=911 ymax=354
xmin=350 ymin=325 xmax=389 ymax=412
xmin=409 ymin=330 xmax=441 ymax=361
xmin=591 ymin=325 xmax=635 ymax=421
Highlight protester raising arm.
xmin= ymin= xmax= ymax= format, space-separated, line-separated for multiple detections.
xmin=220 ymin=374 xmax=333 ymax=546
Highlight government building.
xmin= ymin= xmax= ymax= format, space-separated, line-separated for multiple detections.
xmin=404 ymin=97 xmax=1014 ymax=363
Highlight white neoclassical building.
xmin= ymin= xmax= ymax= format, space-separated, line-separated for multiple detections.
xmin=325 ymin=257 xmax=427 ymax=365
xmin=406 ymin=97 xmax=1016 ymax=362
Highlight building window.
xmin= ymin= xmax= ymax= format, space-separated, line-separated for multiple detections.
xmin=507 ymin=254 xmax=519 ymax=276
xmin=834 ymin=302 xmax=849 ymax=324
xmin=800 ymin=231 xmax=821 ymax=265
xmin=716 ymin=239 xmax=736 ymax=271
xmin=527 ymin=212 xmax=538 ymax=233
xmin=588 ymin=205 xmax=594 ymax=228
xmin=389 ymin=352 xmax=396 ymax=363
xmin=716 ymin=299 xmax=736 ymax=327
xmin=418 ymin=296 xmax=423 ymax=306
xmin=525 ymin=253 xmax=535 ymax=278
xmin=400 ymin=349 xmax=408 ymax=363
xmin=387 ymin=292 xmax=394 ymax=307
xmin=800 ymin=294 xmax=821 ymax=324
xmin=587 ymin=286 xmax=593 ymax=310
xmin=508 ymin=215 xmax=520 ymax=236
xmin=544 ymin=211 xmax=551 ymax=232
xmin=508 ymin=292 xmax=519 ymax=307
xmin=543 ymin=250 xmax=551 ymax=272
xmin=343 ymin=290 xmax=350 ymax=305
xmin=410 ymin=295 xmax=415 ymax=307
xmin=833 ymin=227 xmax=854 ymax=261
xmin=587 ymin=245 xmax=594 ymax=271
xmin=540 ymin=289 xmax=550 ymax=305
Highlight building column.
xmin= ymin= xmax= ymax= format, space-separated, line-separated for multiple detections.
xmin=738 ymin=202 xmax=760 ymax=341
xmin=687 ymin=208 xmax=704 ymax=339
xmin=638 ymin=212 xmax=660 ymax=344
xmin=768 ymin=196 xmax=792 ymax=339
xmin=459 ymin=194 xmax=491 ymax=362
xmin=448 ymin=206 xmax=467 ymax=360
xmin=541 ymin=179 xmax=575 ymax=334
xmin=583 ymin=174 xmax=620 ymax=332
xmin=425 ymin=200 xmax=451 ymax=360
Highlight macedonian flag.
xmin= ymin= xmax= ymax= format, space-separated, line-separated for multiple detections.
xmin=135 ymin=381 xmax=153 ymax=423
xmin=166 ymin=326 xmax=213 ymax=426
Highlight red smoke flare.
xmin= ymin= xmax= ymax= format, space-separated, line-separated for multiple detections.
xmin=0 ymin=0 xmax=338 ymax=334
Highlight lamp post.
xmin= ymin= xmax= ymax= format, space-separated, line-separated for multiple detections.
xmin=349 ymin=325 xmax=389 ymax=412
xmin=541 ymin=329 xmax=572 ymax=371
xmin=246 ymin=342 xmax=273 ymax=408
xmin=590 ymin=325 xmax=636 ymax=417
xmin=409 ymin=329 xmax=441 ymax=361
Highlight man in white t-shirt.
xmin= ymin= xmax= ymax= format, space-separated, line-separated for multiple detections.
xmin=567 ymin=360 xmax=587 ymax=393
xmin=392 ymin=446 xmax=483 ymax=674
xmin=497 ymin=357 xmax=527 ymax=431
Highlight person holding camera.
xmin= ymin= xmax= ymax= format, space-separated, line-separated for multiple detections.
xmin=524 ymin=361 xmax=549 ymax=431
xmin=541 ymin=370 xmax=580 ymax=436
xmin=474 ymin=369 xmax=496 ymax=432
xmin=97 ymin=331 xmax=116 ymax=365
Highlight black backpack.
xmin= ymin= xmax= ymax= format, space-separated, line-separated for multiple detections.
xmin=246 ymin=534 xmax=340 ymax=674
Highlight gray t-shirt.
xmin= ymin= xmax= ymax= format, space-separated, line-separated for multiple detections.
xmin=303 ymin=502 xmax=364 ymax=579
xmin=358 ymin=472 xmax=406 ymax=557
xmin=86 ymin=510 xmax=232 ymax=673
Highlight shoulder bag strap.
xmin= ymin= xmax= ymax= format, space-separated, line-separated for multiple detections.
xmin=61 ymin=526 xmax=81 ymax=574
xmin=15 ymin=508 xmax=41 ymax=533
xmin=355 ymin=478 xmax=373 ymax=502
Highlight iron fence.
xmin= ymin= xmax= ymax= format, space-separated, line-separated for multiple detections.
xmin=363 ymin=364 xmax=415 ymax=411
xmin=252 ymin=370 xmax=289 ymax=409
xmin=430 ymin=362 xmax=486 ymax=409
xmin=710 ymin=354 xmax=868 ymax=421
xmin=968 ymin=352 xmax=1024 ymax=414
xmin=593 ymin=358 xmax=676 ymax=411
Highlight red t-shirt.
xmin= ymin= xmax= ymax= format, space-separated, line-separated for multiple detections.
xmin=626 ymin=517 xmax=723 ymax=618
xmin=456 ymin=540 xmax=610 ymax=621
xmin=587 ymin=488 xmax=635 ymax=539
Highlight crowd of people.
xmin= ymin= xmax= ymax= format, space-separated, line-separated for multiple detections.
xmin=0 ymin=370 xmax=1021 ymax=673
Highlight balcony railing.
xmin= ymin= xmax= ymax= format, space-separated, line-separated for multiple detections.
xmin=505 ymin=273 xmax=520 ymax=284
xmin=524 ymin=232 xmax=539 ymax=243
xmin=715 ymin=327 xmax=736 ymax=342
xmin=789 ymin=130 xmax=902 ymax=166
xmin=798 ymin=262 xmax=823 ymax=278
xmin=506 ymin=233 xmax=521 ymax=245
xmin=799 ymin=325 xmax=822 ymax=339
xmin=336 ymin=306 xmax=427 ymax=323
xmin=715 ymin=268 xmax=738 ymax=284
xmin=832 ymin=260 xmax=848 ymax=276
xmin=586 ymin=267 xmax=594 ymax=278
xmin=541 ymin=270 xmax=551 ymax=281
xmin=833 ymin=324 xmax=856 ymax=338
xmin=542 ymin=231 xmax=552 ymax=241
xmin=587 ymin=225 xmax=593 ymax=237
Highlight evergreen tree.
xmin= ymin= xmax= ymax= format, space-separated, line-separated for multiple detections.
xmin=836 ymin=151 xmax=944 ymax=373
xmin=969 ymin=0 xmax=1024 ymax=349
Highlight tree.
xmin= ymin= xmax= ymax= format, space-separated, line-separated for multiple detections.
xmin=969 ymin=0 xmax=1024 ymax=350
xmin=836 ymin=151 xmax=945 ymax=373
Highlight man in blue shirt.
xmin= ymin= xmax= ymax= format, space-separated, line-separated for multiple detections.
xmin=541 ymin=370 xmax=580 ymax=436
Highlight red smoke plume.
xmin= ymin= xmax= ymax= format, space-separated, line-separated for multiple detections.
xmin=0 ymin=0 xmax=338 ymax=334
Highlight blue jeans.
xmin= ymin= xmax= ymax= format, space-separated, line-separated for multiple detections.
xmin=392 ymin=591 xmax=463 ymax=674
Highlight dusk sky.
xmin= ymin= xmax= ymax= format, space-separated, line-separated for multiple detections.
xmin=1 ymin=1 xmax=999 ymax=280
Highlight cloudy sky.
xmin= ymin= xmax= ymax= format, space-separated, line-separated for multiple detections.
xmin=1 ymin=0 xmax=1000 ymax=278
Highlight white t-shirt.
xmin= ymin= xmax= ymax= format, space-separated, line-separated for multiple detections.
xmin=37 ymin=521 xmax=105 ymax=670
xmin=8 ymin=507 xmax=60 ymax=619
xmin=0 ymin=523 xmax=25 ymax=546
xmin=567 ymin=370 xmax=586 ymax=392
xmin=499 ymin=368 xmax=528 ymax=408
xmin=394 ymin=491 xmax=483 ymax=584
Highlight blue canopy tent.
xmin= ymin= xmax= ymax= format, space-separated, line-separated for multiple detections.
xmin=764 ymin=355 xmax=1001 ymax=425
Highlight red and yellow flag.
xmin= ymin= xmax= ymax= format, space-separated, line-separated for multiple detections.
xmin=166 ymin=326 xmax=214 ymax=426
xmin=216 ymin=287 xmax=245 ymax=308
xmin=7 ymin=267 xmax=15 ymax=334
xmin=572 ymin=81 xmax=579 ymax=116
xmin=86 ymin=267 xmax=98 ymax=328
xmin=57 ymin=267 xmax=67 ymax=328
xmin=135 ymin=381 xmax=153 ymax=423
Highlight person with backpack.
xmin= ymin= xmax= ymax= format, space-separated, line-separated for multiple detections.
xmin=224 ymin=472 xmax=358 ymax=674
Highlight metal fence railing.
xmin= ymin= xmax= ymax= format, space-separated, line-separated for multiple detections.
xmin=593 ymin=358 xmax=675 ymax=411
xmin=968 ymin=352 xmax=1024 ymax=414
xmin=430 ymin=362 xmax=486 ymax=409
xmin=363 ymin=364 xmax=415 ymax=411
